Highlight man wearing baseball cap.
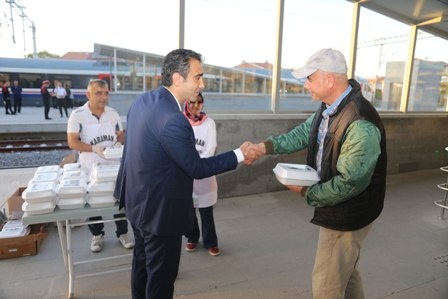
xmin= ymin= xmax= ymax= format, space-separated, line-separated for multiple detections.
xmin=244 ymin=48 xmax=387 ymax=298
xmin=292 ymin=48 xmax=348 ymax=79
xmin=41 ymin=80 xmax=52 ymax=120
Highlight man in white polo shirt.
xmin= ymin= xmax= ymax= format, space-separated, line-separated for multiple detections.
xmin=67 ymin=79 xmax=134 ymax=253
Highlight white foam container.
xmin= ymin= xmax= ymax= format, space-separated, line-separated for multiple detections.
xmin=22 ymin=182 xmax=57 ymax=202
xmin=57 ymin=197 xmax=86 ymax=209
xmin=273 ymin=163 xmax=320 ymax=186
xmin=61 ymin=170 xmax=87 ymax=181
xmin=63 ymin=163 xmax=88 ymax=173
xmin=56 ymin=179 xmax=87 ymax=195
xmin=90 ymin=163 xmax=120 ymax=182
xmin=0 ymin=220 xmax=29 ymax=238
xmin=22 ymin=201 xmax=56 ymax=215
xmin=103 ymin=146 xmax=123 ymax=159
xmin=87 ymin=181 xmax=115 ymax=196
xmin=28 ymin=172 xmax=60 ymax=184
xmin=35 ymin=165 xmax=61 ymax=174
xmin=88 ymin=195 xmax=117 ymax=208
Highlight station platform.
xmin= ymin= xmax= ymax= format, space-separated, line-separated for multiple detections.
xmin=0 ymin=167 xmax=447 ymax=298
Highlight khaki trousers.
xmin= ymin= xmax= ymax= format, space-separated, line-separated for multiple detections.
xmin=312 ymin=223 xmax=372 ymax=299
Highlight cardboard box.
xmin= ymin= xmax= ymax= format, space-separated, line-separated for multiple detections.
xmin=7 ymin=187 xmax=26 ymax=218
xmin=0 ymin=223 xmax=47 ymax=259
xmin=0 ymin=187 xmax=47 ymax=259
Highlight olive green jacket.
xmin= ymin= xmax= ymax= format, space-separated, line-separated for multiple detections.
xmin=265 ymin=113 xmax=381 ymax=208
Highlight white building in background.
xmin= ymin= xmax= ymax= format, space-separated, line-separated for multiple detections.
xmin=382 ymin=59 xmax=447 ymax=111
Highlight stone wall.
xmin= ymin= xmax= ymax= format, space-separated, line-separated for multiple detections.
xmin=211 ymin=114 xmax=448 ymax=198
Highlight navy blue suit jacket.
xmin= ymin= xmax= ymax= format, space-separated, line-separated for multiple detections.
xmin=114 ymin=87 xmax=238 ymax=236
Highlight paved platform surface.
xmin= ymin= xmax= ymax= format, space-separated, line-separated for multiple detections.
xmin=0 ymin=167 xmax=447 ymax=299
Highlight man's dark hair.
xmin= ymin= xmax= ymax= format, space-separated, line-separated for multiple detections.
xmin=161 ymin=49 xmax=202 ymax=87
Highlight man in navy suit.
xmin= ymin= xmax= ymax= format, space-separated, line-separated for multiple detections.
xmin=114 ymin=49 xmax=252 ymax=299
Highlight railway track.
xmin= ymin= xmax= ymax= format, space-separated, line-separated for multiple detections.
xmin=0 ymin=139 xmax=69 ymax=152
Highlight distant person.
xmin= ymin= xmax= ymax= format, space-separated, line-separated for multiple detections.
xmin=2 ymin=81 xmax=15 ymax=115
xmin=183 ymin=93 xmax=221 ymax=256
xmin=40 ymin=80 xmax=52 ymax=120
xmin=67 ymin=79 xmax=134 ymax=253
xmin=10 ymin=79 xmax=23 ymax=114
xmin=54 ymin=81 xmax=68 ymax=117
xmin=51 ymin=86 xmax=58 ymax=109
xmin=65 ymin=83 xmax=74 ymax=109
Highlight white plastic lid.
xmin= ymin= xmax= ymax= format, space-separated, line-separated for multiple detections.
xmin=22 ymin=181 xmax=56 ymax=200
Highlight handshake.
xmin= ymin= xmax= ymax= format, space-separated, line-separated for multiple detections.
xmin=239 ymin=141 xmax=308 ymax=195
xmin=240 ymin=141 xmax=266 ymax=165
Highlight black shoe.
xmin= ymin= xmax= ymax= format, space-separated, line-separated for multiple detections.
xmin=45 ymin=117 xmax=52 ymax=120
xmin=6 ymin=113 xmax=9 ymax=115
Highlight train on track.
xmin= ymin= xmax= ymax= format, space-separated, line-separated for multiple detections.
xmin=0 ymin=49 xmax=377 ymax=112
xmin=0 ymin=55 xmax=309 ymax=109
xmin=0 ymin=57 xmax=117 ymax=107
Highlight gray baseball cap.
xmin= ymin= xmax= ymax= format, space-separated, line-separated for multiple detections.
xmin=292 ymin=48 xmax=347 ymax=79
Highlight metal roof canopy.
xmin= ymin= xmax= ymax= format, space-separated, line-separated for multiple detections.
xmin=94 ymin=43 xmax=165 ymax=62
xmin=347 ymin=0 xmax=448 ymax=112
xmin=347 ymin=0 xmax=448 ymax=40
xmin=93 ymin=43 xmax=166 ymax=92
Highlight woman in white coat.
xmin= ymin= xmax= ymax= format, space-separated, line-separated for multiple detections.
xmin=183 ymin=93 xmax=221 ymax=256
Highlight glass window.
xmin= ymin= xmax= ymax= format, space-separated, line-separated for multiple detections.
xmin=70 ymin=75 xmax=97 ymax=90
xmin=355 ymin=9 xmax=410 ymax=111
xmin=281 ymin=0 xmax=352 ymax=112
xmin=19 ymin=73 xmax=42 ymax=88
xmin=409 ymin=31 xmax=448 ymax=112
xmin=185 ymin=0 xmax=276 ymax=112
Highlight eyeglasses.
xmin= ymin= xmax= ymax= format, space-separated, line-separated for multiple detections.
xmin=189 ymin=101 xmax=203 ymax=106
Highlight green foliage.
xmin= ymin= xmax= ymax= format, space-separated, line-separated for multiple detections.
xmin=24 ymin=51 xmax=61 ymax=59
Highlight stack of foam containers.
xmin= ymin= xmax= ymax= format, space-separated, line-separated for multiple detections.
xmin=103 ymin=143 xmax=123 ymax=160
xmin=55 ymin=163 xmax=88 ymax=209
xmin=21 ymin=165 xmax=61 ymax=215
xmin=87 ymin=162 xmax=120 ymax=208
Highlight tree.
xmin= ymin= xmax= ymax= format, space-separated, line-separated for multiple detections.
xmin=24 ymin=51 xmax=61 ymax=59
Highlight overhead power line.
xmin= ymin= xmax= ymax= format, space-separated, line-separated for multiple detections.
xmin=5 ymin=0 xmax=37 ymax=58
xmin=358 ymin=32 xmax=433 ymax=49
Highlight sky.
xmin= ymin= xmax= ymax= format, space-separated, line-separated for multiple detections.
xmin=1 ymin=0 xmax=447 ymax=78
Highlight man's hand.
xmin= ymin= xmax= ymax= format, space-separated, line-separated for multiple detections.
xmin=240 ymin=142 xmax=266 ymax=165
xmin=92 ymin=144 xmax=105 ymax=158
xmin=286 ymin=185 xmax=308 ymax=197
